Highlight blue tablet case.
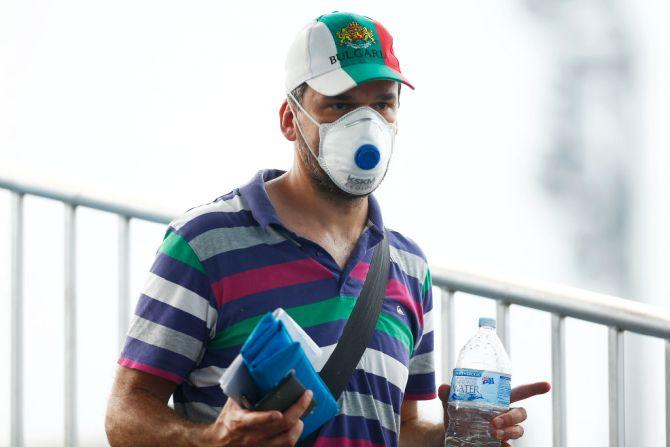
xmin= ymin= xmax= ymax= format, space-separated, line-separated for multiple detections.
xmin=239 ymin=313 xmax=339 ymax=439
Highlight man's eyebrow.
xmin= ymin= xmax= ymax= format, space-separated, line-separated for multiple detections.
xmin=325 ymin=92 xmax=398 ymax=101
xmin=376 ymin=92 xmax=398 ymax=101
xmin=327 ymin=94 xmax=354 ymax=101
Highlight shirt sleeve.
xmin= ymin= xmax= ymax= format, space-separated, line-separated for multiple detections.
xmin=118 ymin=227 xmax=218 ymax=384
xmin=404 ymin=267 xmax=437 ymax=400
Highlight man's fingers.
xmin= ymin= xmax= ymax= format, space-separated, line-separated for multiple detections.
xmin=237 ymin=408 xmax=283 ymax=429
xmin=260 ymin=391 xmax=311 ymax=445
xmin=510 ymin=381 xmax=551 ymax=403
xmin=492 ymin=407 xmax=527 ymax=429
xmin=493 ymin=425 xmax=524 ymax=441
xmin=283 ymin=390 xmax=314 ymax=425
xmin=287 ymin=419 xmax=305 ymax=443
xmin=441 ymin=381 xmax=550 ymax=404
xmin=438 ymin=383 xmax=450 ymax=402
xmin=265 ymin=419 xmax=304 ymax=447
xmin=261 ymin=389 xmax=314 ymax=435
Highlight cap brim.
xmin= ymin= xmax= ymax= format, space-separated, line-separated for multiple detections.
xmin=307 ymin=63 xmax=414 ymax=96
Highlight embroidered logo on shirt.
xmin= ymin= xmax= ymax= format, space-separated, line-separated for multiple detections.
xmin=396 ymin=305 xmax=405 ymax=315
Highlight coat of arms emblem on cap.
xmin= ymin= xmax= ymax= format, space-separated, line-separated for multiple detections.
xmin=336 ymin=22 xmax=376 ymax=49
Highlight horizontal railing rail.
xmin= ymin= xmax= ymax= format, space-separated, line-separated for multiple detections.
xmin=2 ymin=172 xmax=669 ymax=447
xmin=0 ymin=174 xmax=176 ymax=225
xmin=431 ymin=267 xmax=670 ymax=339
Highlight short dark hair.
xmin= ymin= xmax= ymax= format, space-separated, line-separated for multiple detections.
xmin=290 ymin=82 xmax=307 ymax=105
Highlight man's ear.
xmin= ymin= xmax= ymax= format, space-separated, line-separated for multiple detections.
xmin=279 ymin=99 xmax=297 ymax=142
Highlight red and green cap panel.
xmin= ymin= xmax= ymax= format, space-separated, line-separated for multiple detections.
xmin=284 ymin=12 xmax=414 ymax=96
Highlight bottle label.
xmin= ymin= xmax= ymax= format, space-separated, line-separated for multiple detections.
xmin=449 ymin=368 xmax=511 ymax=407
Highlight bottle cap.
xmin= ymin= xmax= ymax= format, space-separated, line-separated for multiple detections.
xmin=478 ymin=317 xmax=496 ymax=328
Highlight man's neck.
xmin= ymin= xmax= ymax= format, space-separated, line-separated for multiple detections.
xmin=265 ymin=165 xmax=369 ymax=240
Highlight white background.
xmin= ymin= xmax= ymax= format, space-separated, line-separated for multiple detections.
xmin=1 ymin=1 xmax=669 ymax=446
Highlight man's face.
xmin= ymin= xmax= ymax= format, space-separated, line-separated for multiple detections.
xmin=290 ymin=80 xmax=399 ymax=202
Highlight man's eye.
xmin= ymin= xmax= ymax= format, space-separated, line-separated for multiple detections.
xmin=375 ymin=103 xmax=388 ymax=110
xmin=332 ymin=103 xmax=349 ymax=110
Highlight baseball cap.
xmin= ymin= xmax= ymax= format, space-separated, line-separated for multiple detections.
xmin=285 ymin=11 xmax=414 ymax=96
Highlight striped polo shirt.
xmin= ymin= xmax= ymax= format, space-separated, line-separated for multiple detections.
xmin=119 ymin=169 xmax=436 ymax=447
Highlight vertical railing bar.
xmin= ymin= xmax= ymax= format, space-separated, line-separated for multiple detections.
xmin=666 ymin=340 xmax=670 ymax=447
xmin=118 ymin=216 xmax=130 ymax=352
xmin=551 ymin=314 xmax=566 ymax=447
xmin=441 ymin=288 xmax=456 ymax=383
xmin=496 ymin=301 xmax=511 ymax=354
xmin=608 ymin=327 xmax=625 ymax=447
xmin=10 ymin=192 xmax=25 ymax=447
xmin=64 ymin=203 xmax=77 ymax=447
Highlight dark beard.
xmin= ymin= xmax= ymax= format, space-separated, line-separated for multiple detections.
xmin=295 ymin=132 xmax=367 ymax=206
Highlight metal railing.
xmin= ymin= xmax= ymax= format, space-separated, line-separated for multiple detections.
xmin=432 ymin=267 xmax=670 ymax=447
xmin=2 ymin=174 xmax=174 ymax=447
xmin=2 ymin=173 xmax=670 ymax=447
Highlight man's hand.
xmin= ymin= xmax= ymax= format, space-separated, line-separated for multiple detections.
xmin=438 ymin=381 xmax=551 ymax=446
xmin=106 ymin=366 xmax=314 ymax=447
xmin=201 ymin=390 xmax=314 ymax=447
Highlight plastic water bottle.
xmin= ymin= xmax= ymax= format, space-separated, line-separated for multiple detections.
xmin=445 ymin=317 xmax=512 ymax=447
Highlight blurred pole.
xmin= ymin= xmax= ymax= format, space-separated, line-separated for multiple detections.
xmin=64 ymin=204 xmax=77 ymax=447
xmin=441 ymin=288 xmax=455 ymax=383
xmin=496 ymin=301 xmax=511 ymax=354
xmin=527 ymin=0 xmax=638 ymax=443
xmin=551 ymin=314 xmax=566 ymax=447
xmin=10 ymin=192 xmax=24 ymax=447
xmin=608 ymin=327 xmax=625 ymax=446
xmin=529 ymin=0 xmax=635 ymax=295
xmin=118 ymin=215 xmax=130 ymax=352
xmin=666 ymin=340 xmax=670 ymax=447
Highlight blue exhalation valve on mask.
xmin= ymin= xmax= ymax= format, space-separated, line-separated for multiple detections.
xmin=354 ymin=144 xmax=381 ymax=170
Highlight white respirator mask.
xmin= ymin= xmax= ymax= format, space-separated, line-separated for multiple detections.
xmin=287 ymin=91 xmax=396 ymax=196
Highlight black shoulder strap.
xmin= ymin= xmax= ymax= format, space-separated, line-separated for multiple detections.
xmin=318 ymin=229 xmax=390 ymax=395
xmin=298 ymin=230 xmax=390 ymax=446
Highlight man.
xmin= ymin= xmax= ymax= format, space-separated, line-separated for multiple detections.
xmin=105 ymin=11 xmax=550 ymax=447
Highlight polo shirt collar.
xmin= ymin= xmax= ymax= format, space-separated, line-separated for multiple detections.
xmin=239 ymin=169 xmax=385 ymax=238
xmin=366 ymin=193 xmax=385 ymax=239
xmin=238 ymin=169 xmax=285 ymax=228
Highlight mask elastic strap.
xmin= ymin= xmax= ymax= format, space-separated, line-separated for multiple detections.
xmin=286 ymin=91 xmax=321 ymax=159
xmin=287 ymin=91 xmax=321 ymax=127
